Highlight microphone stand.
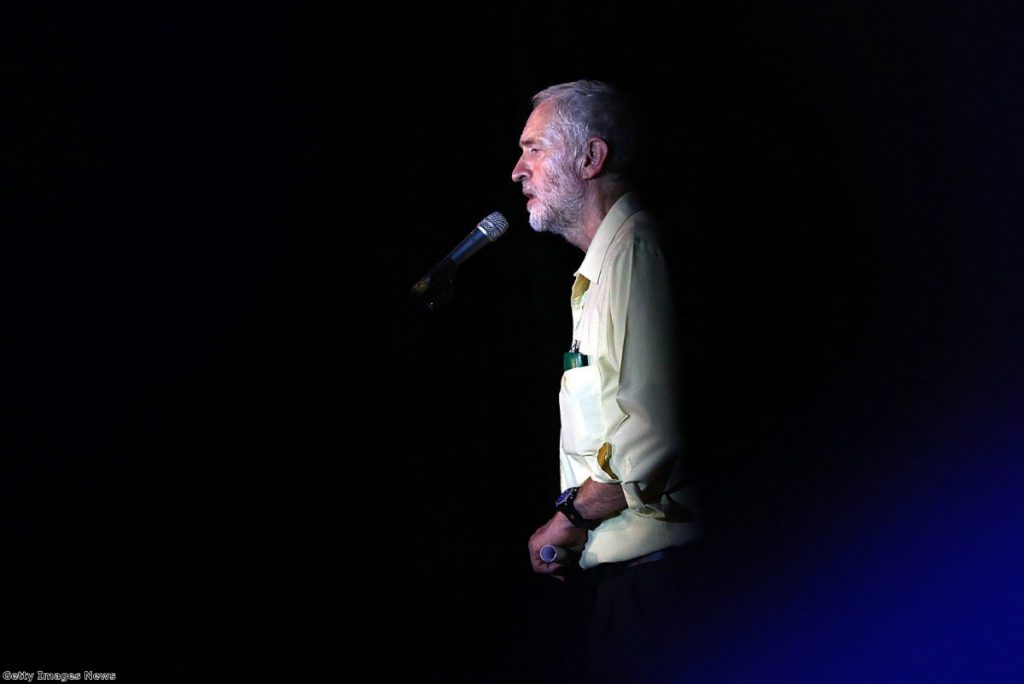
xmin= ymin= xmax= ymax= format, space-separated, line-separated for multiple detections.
xmin=415 ymin=275 xmax=455 ymax=313
xmin=409 ymin=265 xmax=456 ymax=314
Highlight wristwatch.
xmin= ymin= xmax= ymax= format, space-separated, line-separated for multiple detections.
xmin=554 ymin=486 xmax=600 ymax=530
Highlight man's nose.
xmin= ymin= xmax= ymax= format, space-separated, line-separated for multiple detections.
xmin=511 ymin=158 xmax=528 ymax=183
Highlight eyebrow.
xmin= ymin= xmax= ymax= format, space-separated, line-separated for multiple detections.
xmin=516 ymin=136 xmax=548 ymax=149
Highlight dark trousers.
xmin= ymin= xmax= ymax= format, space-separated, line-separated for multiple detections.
xmin=572 ymin=543 xmax=709 ymax=684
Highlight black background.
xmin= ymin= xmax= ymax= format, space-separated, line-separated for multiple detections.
xmin=6 ymin=2 xmax=1023 ymax=681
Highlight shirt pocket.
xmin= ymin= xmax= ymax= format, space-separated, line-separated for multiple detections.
xmin=559 ymin=365 xmax=604 ymax=457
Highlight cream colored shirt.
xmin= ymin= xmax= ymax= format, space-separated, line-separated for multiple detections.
xmin=558 ymin=192 xmax=699 ymax=569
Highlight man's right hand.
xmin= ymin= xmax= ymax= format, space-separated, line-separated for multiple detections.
xmin=528 ymin=513 xmax=588 ymax=581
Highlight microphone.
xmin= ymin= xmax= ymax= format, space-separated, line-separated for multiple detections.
xmin=410 ymin=212 xmax=509 ymax=302
xmin=540 ymin=545 xmax=569 ymax=563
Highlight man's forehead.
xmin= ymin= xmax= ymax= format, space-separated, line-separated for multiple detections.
xmin=521 ymin=103 xmax=560 ymax=144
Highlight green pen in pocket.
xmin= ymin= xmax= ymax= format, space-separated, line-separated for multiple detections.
xmin=563 ymin=340 xmax=589 ymax=371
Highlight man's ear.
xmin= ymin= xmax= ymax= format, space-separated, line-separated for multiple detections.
xmin=579 ymin=137 xmax=609 ymax=180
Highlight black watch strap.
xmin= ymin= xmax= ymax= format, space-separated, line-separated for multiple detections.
xmin=554 ymin=486 xmax=600 ymax=530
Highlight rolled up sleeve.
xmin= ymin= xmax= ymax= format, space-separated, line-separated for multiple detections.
xmin=591 ymin=236 xmax=682 ymax=513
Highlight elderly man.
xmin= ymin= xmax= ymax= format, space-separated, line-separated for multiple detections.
xmin=514 ymin=80 xmax=702 ymax=680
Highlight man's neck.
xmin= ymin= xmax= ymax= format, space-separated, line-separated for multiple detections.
xmin=575 ymin=184 xmax=627 ymax=252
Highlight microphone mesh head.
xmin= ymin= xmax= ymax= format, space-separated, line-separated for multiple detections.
xmin=478 ymin=211 xmax=510 ymax=240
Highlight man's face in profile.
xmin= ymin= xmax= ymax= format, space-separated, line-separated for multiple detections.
xmin=512 ymin=100 xmax=585 ymax=241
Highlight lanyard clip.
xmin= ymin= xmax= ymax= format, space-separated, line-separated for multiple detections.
xmin=563 ymin=340 xmax=588 ymax=371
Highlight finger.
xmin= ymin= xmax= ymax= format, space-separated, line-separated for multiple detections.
xmin=536 ymin=561 xmax=564 ymax=575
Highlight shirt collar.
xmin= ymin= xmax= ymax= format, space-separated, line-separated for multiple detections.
xmin=575 ymin=192 xmax=641 ymax=285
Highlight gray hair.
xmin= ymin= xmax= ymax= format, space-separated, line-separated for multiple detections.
xmin=531 ymin=80 xmax=639 ymax=183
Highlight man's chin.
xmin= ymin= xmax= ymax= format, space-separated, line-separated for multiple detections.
xmin=529 ymin=209 xmax=574 ymax=239
xmin=528 ymin=212 xmax=545 ymax=233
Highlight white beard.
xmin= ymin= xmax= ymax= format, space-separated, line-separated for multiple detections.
xmin=528 ymin=162 xmax=586 ymax=246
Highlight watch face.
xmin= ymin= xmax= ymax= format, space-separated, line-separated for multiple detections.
xmin=555 ymin=487 xmax=576 ymax=506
